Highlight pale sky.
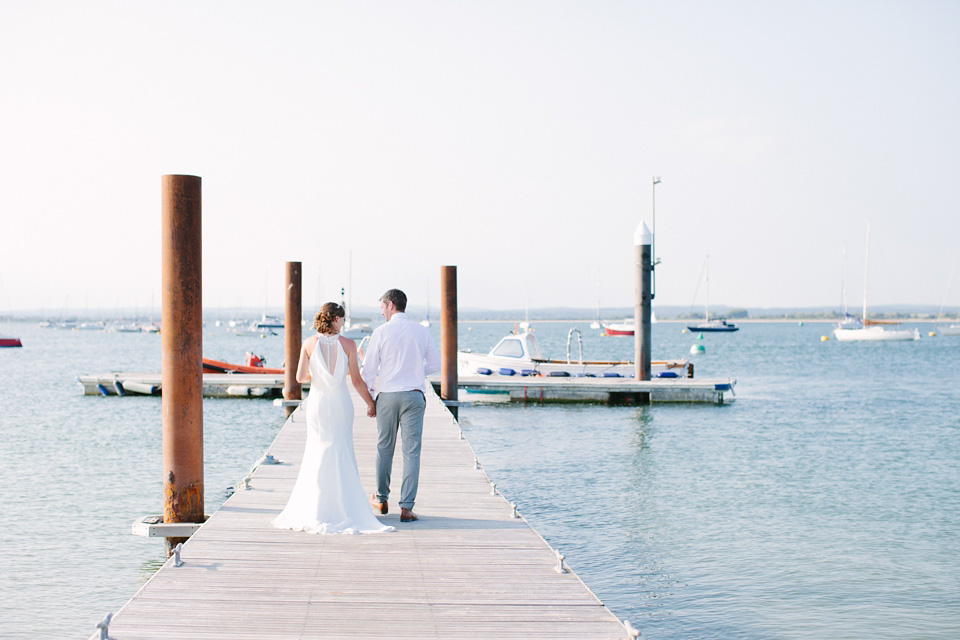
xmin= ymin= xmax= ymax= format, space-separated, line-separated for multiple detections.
xmin=2 ymin=1 xmax=959 ymax=316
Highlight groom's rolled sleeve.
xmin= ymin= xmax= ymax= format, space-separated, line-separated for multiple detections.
xmin=361 ymin=332 xmax=380 ymax=392
xmin=422 ymin=334 xmax=440 ymax=376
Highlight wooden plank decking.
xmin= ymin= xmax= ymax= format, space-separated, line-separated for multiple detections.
xmin=95 ymin=386 xmax=631 ymax=639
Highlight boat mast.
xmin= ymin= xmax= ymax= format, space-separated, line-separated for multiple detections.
xmin=346 ymin=250 xmax=353 ymax=328
xmin=840 ymin=245 xmax=847 ymax=317
xmin=705 ymin=255 xmax=710 ymax=322
xmin=862 ymin=223 xmax=870 ymax=322
xmin=589 ymin=269 xmax=602 ymax=329
xmin=935 ymin=252 xmax=959 ymax=325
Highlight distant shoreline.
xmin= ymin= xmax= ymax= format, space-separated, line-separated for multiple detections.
xmin=458 ymin=317 xmax=949 ymax=324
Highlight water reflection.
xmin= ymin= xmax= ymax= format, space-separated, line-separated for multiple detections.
xmin=137 ymin=554 xmax=166 ymax=584
xmin=630 ymin=406 xmax=654 ymax=451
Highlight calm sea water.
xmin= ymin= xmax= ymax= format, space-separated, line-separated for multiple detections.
xmin=1 ymin=318 xmax=959 ymax=638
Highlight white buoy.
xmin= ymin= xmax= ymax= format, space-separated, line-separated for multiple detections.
xmin=690 ymin=343 xmax=705 ymax=354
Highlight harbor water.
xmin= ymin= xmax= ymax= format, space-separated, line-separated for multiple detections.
xmin=1 ymin=318 xmax=958 ymax=638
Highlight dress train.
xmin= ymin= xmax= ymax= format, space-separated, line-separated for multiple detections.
xmin=272 ymin=335 xmax=394 ymax=535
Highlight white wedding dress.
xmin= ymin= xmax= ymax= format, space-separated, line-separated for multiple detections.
xmin=272 ymin=334 xmax=394 ymax=535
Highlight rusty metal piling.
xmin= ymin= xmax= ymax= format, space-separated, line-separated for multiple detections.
xmin=284 ymin=262 xmax=303 ymax=418
xmin=161 ymin=174 xmax=204 ymax=554
xmin=440 ymin=266 xmax=458 ymax=419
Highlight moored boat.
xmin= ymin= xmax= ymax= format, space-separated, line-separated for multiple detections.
xmin=0 ymin=333 xmax=23 ymax=348
xmin=253 ymin=314 xmax=284 ymax=329
xmin=686 ymin=318 xmax=739 ymax=332
xmin=833 ymin=318 xmax=920 ymax=341
xmin=832 ymin=223 xmax=919 ymax=342
xmin=601 ymin=318 xmax=635 ymax=336
xmin=202 ymin=352 xmax=283 ymax=374
xmin=111 ymin=323 xmax=142 ymax=333
xmin=230 ymin=325 xmax=278 ymax=337
xmin=458 ymin=328 xmax=691 ymax=378
xmin=342 ymin=322 xmax=373 ymax=340
xmin=687 ymin=255 xmax=739 ymax=332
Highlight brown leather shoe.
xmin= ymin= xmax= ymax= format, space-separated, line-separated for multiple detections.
xmin=370 ymin=494 xmax=387 ymax=515
xmin=400 ymin=508 xmax=418 ymax=522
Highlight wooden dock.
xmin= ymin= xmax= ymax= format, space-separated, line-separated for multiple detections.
xmin=76 ymin=372 xmax=303 ymax=398
xmin=93 ymin=386 xmax=632 ymax=639
xmin=451 ymin=375 xmax=735 ymax=404
xmin=78 ymin=371 xmax=734 ymax=403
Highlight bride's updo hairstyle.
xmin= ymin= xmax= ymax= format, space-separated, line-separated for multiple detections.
xmin=314 ymin=302 xmax=345 ymax=334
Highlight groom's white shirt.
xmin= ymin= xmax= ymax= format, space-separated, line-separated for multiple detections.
xmin=361 ymin=312 xmax=440 ymax=394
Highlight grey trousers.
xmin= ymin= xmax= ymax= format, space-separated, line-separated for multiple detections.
xmin=374 ymin=390 xmax=427 ymax=510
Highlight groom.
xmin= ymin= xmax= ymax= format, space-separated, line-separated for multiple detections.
xmin=361 ymin=289 xmax=440 ymax=523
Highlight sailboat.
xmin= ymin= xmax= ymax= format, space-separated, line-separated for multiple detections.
xmin=934 ymin=252 xmax=960 ymax=336
xmin=420 ymin=282 xmax=431 ymax=328
xmin=833 ymin=223 xmax=919 ymax=342
xmin=686 ymin=256 xmax=739 ymax=332
xmin=341 ymin=254 xmax=373 ymax=340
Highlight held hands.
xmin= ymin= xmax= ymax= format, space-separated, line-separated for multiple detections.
xmin=366 ymin=402 xmax=377 ymax=418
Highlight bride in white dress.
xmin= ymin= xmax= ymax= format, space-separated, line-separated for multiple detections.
xmin=272 ymin=303 xmax=394 ymax=535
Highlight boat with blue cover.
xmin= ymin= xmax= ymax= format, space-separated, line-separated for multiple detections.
xmin=458 ymin=328 xmax=691 ymax=378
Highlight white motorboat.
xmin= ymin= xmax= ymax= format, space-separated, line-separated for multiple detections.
xmin=833 ymin=223 xmax=919 ymax=342
xmin=342 ymin=323 xmax=373 ymax=340
xmin=938 ymin=324 xmax=960 ymax=336
xmin=458 ymin=328 xmax=691 ymax=378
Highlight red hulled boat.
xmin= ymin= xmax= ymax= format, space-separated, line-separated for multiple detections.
xmin=0 ymin=334 xmax=22 ymax=348
xmin=202 ymin=352 xmax=283 ymax=374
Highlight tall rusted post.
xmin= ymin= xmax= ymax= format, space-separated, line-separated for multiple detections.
xmin=634 ymin=221 xmax=652 ymax=403
xmin=161 ymin=175 xmax=204 ymax=555
xmin=284 ymin=261 xmax=302 ymax=418
xmin=440 ymin=266 xmax=458 ymax=419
